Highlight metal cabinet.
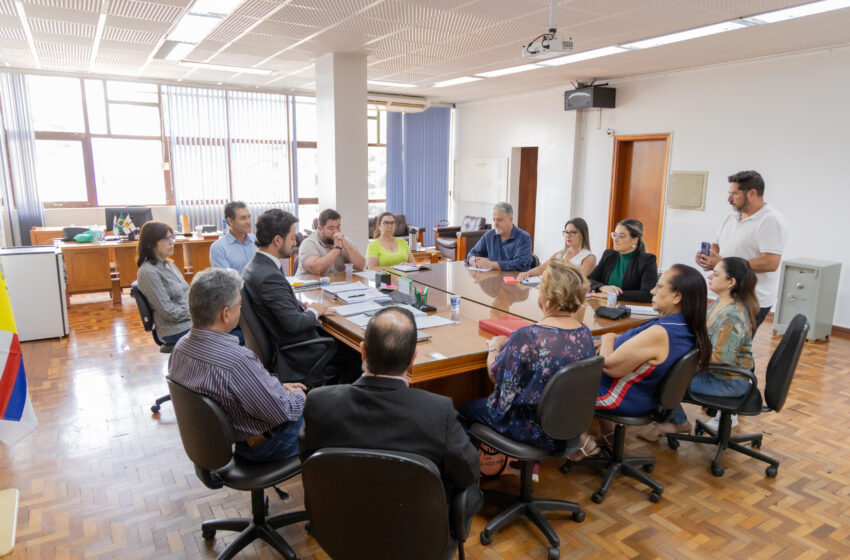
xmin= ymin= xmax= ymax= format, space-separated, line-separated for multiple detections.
xmin=774 ymin=258 xmax=841 ymax=341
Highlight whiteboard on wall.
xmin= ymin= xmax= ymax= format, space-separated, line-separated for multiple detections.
xmin=453 ymin=159 xmax=508 ymax=203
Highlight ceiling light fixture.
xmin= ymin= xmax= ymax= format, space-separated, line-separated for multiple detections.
xmin=178 ymin=61 xmax=274 ymax=75
xmin=14 ymin=1 xmax=39 ymax=69
xmin=538 ymin=46 xmax=627 ymax=66
xmin=88 ymin=11 xmax=107 ymax=71
xmin=368 ymin=80 xmax=416 ymax=88
xmin=474 ymin=63 xmax=544 ymax=78
xmin=748 ymin=0 xmax=850 ymax=23
xmin=622 ymin=21 xmax=745 ymax=50
xmin=163 ymin=42 xmax=197 ymax=61
xmin=432 ymin=76 xmax=482 ymax=88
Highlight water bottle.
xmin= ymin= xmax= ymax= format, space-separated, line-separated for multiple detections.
xmin=408 ymin=227 xmax=418 ymax=251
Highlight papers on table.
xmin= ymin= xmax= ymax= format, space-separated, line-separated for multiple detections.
xmin=286 ymin=276 xmax=319 ymax=290
xmin=333 ymin=300 xmax=385 ymax=317
xmin=321 ymin=281 xmax=368 ymax=295
xmin=336 ymin=287 xmax=390 ymax=304
xmin=353 ymin=270 xmax=378 ymax=280
xmin=521 ymin=276 xmax=542 ymax=285
xmin=465 ymin=265 xmax=493 ymax=272
xmin=625 ymin=305 xmax=659 ymax=316
xmin=393 ymin=264 xmax=427 ymax=272
xmin=344 ymin=310 xmax=455 ymax=330
xmin=392 ymin=303 xmax=426 ymax=317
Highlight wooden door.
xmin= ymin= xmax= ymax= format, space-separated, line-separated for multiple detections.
xmin=607 ymin=134 xmax=671 ymax=257
xmin=517 ymin=147 xmax=538 ymax=248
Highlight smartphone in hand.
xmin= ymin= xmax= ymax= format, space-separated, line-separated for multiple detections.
xmin=700 ymin=241 xmax=711 ymax=256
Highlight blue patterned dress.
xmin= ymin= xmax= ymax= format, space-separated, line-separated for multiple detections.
xmin=483 ymin=324 xmax=595 ymax=452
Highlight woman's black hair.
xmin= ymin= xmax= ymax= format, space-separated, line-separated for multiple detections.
xmin=668 ymin=263 xmax=711 ymax=369
xmin=617 ymin=218 xmax=646 ymax=253
xmin=721 ymin=256 xmax=759 ymax=332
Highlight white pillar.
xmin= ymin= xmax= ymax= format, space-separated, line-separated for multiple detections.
xmin=315 ymin=52 xmax=368 ymax=250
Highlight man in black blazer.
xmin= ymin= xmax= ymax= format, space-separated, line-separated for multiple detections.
xmin=300 ymin=306 xmax=483 ymax=529
xmin=242 ymin=209 xmax=361 ymax=386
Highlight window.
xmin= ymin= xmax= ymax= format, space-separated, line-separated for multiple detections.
xmin=27 ymin=75 xmax=169 ymax=207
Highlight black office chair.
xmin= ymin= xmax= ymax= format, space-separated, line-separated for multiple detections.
xmin=530 ymin=253 xmax=540 ymax=268
xmin=561 ymin=349 xmax=699 ymax=504
xmin=167 ymin=379 xmax=307 ymax=560
xmin=239 ymin=287 xmax=337 ymax=387
xmin=302 ymin=447 xmax=471 ymax=560
xmin=130 ymin=281 xmax=175 ymax=414
xmin=470 ymin=356 xmax=604 ymax=560
xmin=667 ymin=314 xmax=808 ymax=478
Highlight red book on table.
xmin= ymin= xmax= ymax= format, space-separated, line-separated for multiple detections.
xmin=479 ymin=317 xmax=533 ymax=337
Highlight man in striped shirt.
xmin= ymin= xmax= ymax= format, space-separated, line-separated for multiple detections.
xmin=167 ymin=267 xmax=306 ymax=462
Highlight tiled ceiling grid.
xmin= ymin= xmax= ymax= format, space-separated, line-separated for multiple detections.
xmin=0 ymin=0 xmax=848 ymax=102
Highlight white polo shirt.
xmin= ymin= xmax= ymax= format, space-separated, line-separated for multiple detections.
xmin=714 ymin=204 xmax=787 ymax=308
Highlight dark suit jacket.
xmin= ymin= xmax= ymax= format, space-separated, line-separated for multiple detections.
xmin=242 ymin=252 xmax=327 ymax=381
xmin=300 ymin=376 xmax=480 ymax=503
xmin=587 ymin=248 xmax=658 ymax=303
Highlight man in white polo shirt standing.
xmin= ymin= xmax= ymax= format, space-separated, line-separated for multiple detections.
xmin=696 ymin=170 xmax=787 ymax=331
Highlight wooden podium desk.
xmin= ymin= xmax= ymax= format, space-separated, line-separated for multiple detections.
xmin=293 ymin=271 xmax=647 ymax=405
xmin=58 ymin=236 xmax=215 ymax=304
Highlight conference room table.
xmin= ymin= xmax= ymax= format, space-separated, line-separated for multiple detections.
xmin=293 ymin=262 xmax=650 ymax=405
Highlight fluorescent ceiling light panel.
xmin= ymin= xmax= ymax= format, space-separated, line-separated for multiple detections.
xmin=538 ymin=46 xmax=627 ymax=67
xmin=190 ymin=0 xmax=243 ymax=17
xmin=750 ymin=0 xmax=850 ymax=23
xmin=14 ymin=1 xmax=39 ymax=69
xmin=368 ymin=80 xmax=415 ymax=88
xmin=432 ymin=76 xmax=482 ymax=88
xmin=474 ymin=63 xmax=543 ymax=78
xmin=623 ymin=21 xmax=745 ymax=49
xmin=165 ymin=42 xmax=196 ymax=61
xmin=179 ymin=61 xmax=274 ymax=75
xmin=169 ymin=14 xmax=222 ymax=43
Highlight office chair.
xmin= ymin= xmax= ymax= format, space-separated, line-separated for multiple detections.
xmin=667 ymin=314 xmax=808 ymax=477
xmin=130 ymin=281 xmax=174 ymax=414
xmin=238 ymin=287 xmax=337 ymax=387
xmin=434 ymin=216 xmax=490 ymax=261
xmin=302 ymin=447 xmax=472 ymax=560
xmin=470 ymin=356 xmax=604 ymax=560
xmin=530 ymin=253 xmax=540 ymax=268
xmin=561 ymin=349 xmax=699 ymax=504
xmin=167 ymin=380 xmax=307 ymax=560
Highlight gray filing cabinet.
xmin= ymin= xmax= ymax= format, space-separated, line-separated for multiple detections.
xmin=774 ymin=258 xmax=841 ymax=341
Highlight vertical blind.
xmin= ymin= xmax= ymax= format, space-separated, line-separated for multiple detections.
xmin=161 ymin=85 xmax=295 ymax=230
xmin=386 ymin=107 xmax=450 ymax=246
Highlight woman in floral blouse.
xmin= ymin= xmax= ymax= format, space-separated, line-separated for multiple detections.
xmin=459 ymin=260 xmax=595 ymax=454
xmin=644 ymin=256 xmax=758 ymax=438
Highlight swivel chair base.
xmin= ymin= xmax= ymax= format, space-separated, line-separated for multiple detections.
xmin=151 ymin=394 xmax=171 ymax=413
xmin=201 ymin=488 xmax=308 ymax=560
xmin=667 ymin=413 xmax=777 ymax=478
xmin=560 ymin=423 xmax=662 ymax=503
xmin=481 ymin=460 xmax=584 ymax=560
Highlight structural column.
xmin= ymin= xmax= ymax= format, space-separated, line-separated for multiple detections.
xmin=315 ymin=52 xmax=368 ymax=249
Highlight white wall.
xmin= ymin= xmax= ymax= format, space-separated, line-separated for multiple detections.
xmin=454 ymin=46 xmax=850 ymax=328
xmin=452 ymin=91 xmax=577 ymax=258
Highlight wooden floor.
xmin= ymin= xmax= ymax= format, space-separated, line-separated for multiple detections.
xmin=3 ymin=293 xmax=850 ymax=559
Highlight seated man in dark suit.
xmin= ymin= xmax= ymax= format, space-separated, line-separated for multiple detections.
xmin=242 ymin=208 xmax=361 ymax=387
xmin=300 ymin=307 xmax=483 ymax=530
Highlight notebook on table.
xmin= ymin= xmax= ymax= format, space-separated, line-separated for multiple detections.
xmin=478 ymin=317 xmax=533 ymax=336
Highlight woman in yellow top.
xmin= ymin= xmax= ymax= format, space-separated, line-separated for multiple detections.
xmin=365 ymin=211 xmax=418 ymax=267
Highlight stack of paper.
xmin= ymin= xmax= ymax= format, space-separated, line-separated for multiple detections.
xmin=322 ymin=281 xmax=368 ymax=295
xmin=334 ymin=301 xmax=385 ymax=316
xmin=625 ymin=305 xmax=659 ymax=316
xmin=336 ymin=287 xmax=390 ymax=303
xmin=286 ymin=276 xmax=320 ymax=290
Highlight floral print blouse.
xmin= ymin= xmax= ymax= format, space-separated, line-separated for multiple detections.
xmin=486 ymin=324 xmax=595 ymax=452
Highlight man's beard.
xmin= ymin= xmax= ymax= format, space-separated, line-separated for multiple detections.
xmin=320 ymin=233 xmax=334 ymax=246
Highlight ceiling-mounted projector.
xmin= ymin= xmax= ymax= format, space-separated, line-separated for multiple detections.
xmin=521 ymin=0 xmax=574 ymax=58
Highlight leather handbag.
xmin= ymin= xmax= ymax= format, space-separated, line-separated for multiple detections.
xmin=595 ymin=305 xmax=632 ymax=320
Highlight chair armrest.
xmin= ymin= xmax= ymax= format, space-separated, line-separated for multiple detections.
xmin=435 ymin=226 xmax=461 ymax=236
xmin=458 ymin=230 xmax=486 ymax=238
xmin=279 ymin=337 xmax=337 ymax=353
xmin=195 ymin=466 xmax=224 ymax=490
xmin=405 ymin=224 xmax=422 ymax=233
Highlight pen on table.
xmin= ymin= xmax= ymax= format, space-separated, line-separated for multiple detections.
xmin=423 ymin=287 xmax=428 ymax=304
xmin=348 ymin=294 xmax=365 ymax=299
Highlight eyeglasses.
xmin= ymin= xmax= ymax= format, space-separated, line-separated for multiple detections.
xmin=610 ymin=232 xmax=629 ymax=240
xmin=563 ymin=230 xmax=580 ymax=236
xmin=164 ymin=235 xmax=177 ymax=242
xmin=381 ymin=220 xmax=396 ymax=226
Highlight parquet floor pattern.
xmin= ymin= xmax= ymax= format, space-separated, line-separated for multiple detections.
xmin=2 ymin=293 xmax=849 ymax=559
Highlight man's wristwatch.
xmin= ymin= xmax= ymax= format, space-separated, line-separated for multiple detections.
xmin=331 ymin=245 xmax=342 ymax=251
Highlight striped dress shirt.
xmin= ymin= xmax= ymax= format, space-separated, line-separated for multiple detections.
xmin=167 ymin=328 xmax=305 ymax=441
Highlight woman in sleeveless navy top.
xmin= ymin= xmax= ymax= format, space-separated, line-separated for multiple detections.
xmin=596 ymin=264 xmax=711 ymax=416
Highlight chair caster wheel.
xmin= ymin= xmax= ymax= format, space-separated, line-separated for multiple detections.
xmin=202 ymin=529 xmax=215 ymax=539
xmin=480 ymin=530 xmax=492 ymax=546
xmin=548 ymin=547 xmax=560 ymax=560
xmin=649 ymin=491 xmax=662 ymax=503
xmin=765 ymin=465 xmax=778 ymax=478
xmin=711 ymin=462 xmax=725 ymax=477
xmin=151 ymin=405 xmax=160 ymax=413
xmin=667 ymin=437 xmax=679 ymax=450
xmin=572 ymin=510 xmax=585 ymax=523
xmin=559 ymin=463 xmax=571 ymax=474
xmin=752 ymin=438 xmax=762 ymax=449
xmin=642 ymin=464 xmax=654 ymax=473
xmin=694 ymin=425 xmax=704 ymax=436
xmin=591 ymin=492 xmax=605 ymax=504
